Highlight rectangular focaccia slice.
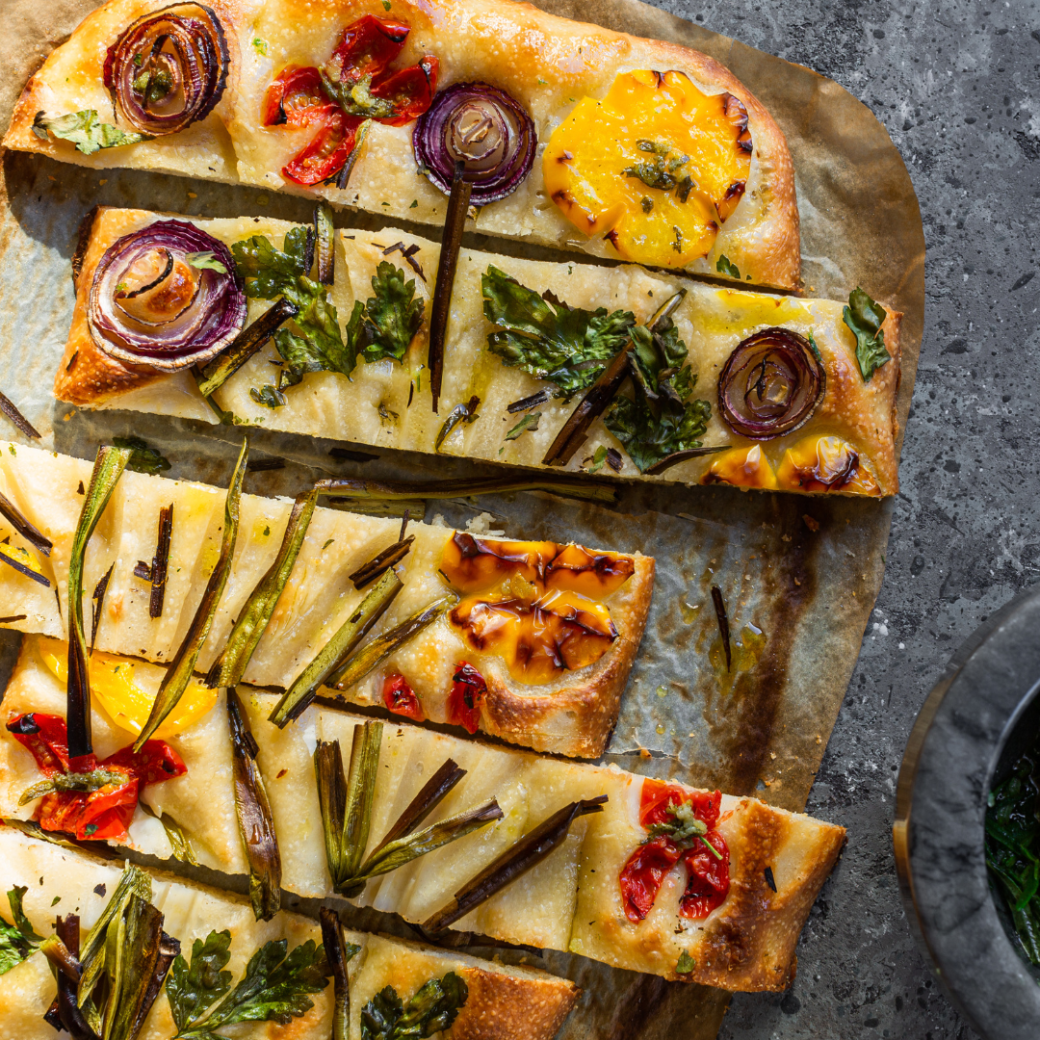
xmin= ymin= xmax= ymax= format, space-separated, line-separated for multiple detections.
xmin=0 ymin=828 xmax=579 ymax=1040
xmin=56 ymin=209 xmax=902 ymax=496
xmin=0 ymin=655 xmax=846 ymax=992
xmin=3 ymin=0 xmax=800 ymax=289
xmin=0 ymin=443 xmax=654 ymax=758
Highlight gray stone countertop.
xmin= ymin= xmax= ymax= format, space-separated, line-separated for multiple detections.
xmin=641 ymin=0 xmax=1037 ymax=1037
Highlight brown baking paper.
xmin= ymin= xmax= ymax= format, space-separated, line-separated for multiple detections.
xmin=0 ymin=1 xmax=924 ymax=1036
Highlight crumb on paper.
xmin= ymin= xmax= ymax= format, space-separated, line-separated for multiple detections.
xmin=639 ymin=747 xmax=651 ymax=759
xmin=465 ymin=511 xmax=505 ymax=537
xmin=803 ymin=514 xmax=819 ymax=532
xmin=428 ymin=513 xmax=449 ymax=528
xmin=63 ymin=411 xmax=75 ymax=421
xmin=188 ymin=191 xmax=197 ymax=199
xmin=99 ymin=179 xmax=107 ymax=186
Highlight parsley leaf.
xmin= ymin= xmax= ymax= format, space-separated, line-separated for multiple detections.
xmin=32 ymin=110 xmax=150 ymax=155
xmin=676 ymin=950 xmax=696 ymax=974
xmin=169 ymin=933 xmax=331 ymax=1040
xmin=0 ymin=886 xmax=41 ymax=976
xmin=233 ymin=230 xmax=356 ymax=400
xmin=357 ymin=261 xmax=425 ymax=364
xmin=361 ymin=972 xmax=468 ymax=1040
xmin=843 ymin=286 xmax=890 ymax=381
xmin=504 ymin=412 xmax=541 ymax=440
xmin=715 ymin=255 xmax=741 ymax=279
xmin=482 ymin=266 xmax=635 ymax=396
xmin=112 ymin=435 xmax=171 ymax=475
xmin=604 ymin=318 xmax=712 ymax=473
xmin=185 ymin=251 xmax=228 ymax=274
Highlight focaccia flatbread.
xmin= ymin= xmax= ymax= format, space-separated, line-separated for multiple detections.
xmin=0 ymin=827 xmax=579 ymax=1040
xmin=0 ymin=644 xmax=845 ymax=992
xmin=0 ymin=444 xmax=654 ymax=758
xmin=4 ymin=0 xmax=800 ymax=288
xmin=57 ymin=209 xmax=902 ymax=496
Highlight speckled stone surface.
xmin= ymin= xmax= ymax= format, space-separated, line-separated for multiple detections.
xmin=638 ymin=0 xmax=1038 ymax=1037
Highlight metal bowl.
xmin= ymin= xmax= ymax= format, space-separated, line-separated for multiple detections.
xmin=894 ymin=585 xmax=1040 ymax=1037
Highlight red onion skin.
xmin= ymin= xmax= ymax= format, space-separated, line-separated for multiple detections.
xmin=413 ymin=82 xmax=536 ymax=205
xmin=717 ymin=327 xmax=825 ymax=440
xmin=89 ymin=220 xmax=246 ymax=372
xmin=104 ymin=3 xmax=229 ymax=137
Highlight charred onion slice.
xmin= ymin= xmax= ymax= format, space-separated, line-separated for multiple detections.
xmin=104 ymin=2 xmax=229 ymax=136
xmin=717 ymin=328 xmax=825 ymax=440
xmin=89 ymin=220 xmax=246 ymax=371
xmin=414 ymin=83 xmax=536 ymax=204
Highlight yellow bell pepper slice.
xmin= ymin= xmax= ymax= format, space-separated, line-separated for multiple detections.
xmin=35 ymin=636 xmax=218 ymax=739
xmin=543 ymin=69 xmax=752 ymax=267
xmin=701 ymin=444 xmax=778 ymax=490
xmin=776 ymin=435 xmax=882 ymax=497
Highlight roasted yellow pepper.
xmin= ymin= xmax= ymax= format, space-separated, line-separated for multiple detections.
xmin=36 ymin=636 xmax=218 ymax=739
xmin=701 ymin=445 xmax=778 ymax=490
xmin=776 ymin=436 xmax=882 ymax=497
xmin=543 ymin=69 xmax=752 ymax=267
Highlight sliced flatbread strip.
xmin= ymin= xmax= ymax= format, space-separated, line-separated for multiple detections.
xmin=57 ymin=209 xmax=902 ymax=495
xmin=0 ymin=646 xmax=846 ymax=992
xmin=0 ymin=827 xmax=579 ymax=1040
xmin=0 ymin=444 xmax=654 ymax=758
xmin=3 ymin=0 xmax=799 ymax=288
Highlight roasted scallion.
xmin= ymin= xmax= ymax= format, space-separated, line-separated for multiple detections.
xmin=423 ymin=796 xmax=608 ymax=933
xmin=316 ymin=473 xmax=617 ymax=506
xmin=435 ymin=395 xmax=479 ymax=452
xmin=134 ymin=439 xmax=248 ymax=750
xmin=227 ymin=689 xmax=282 ymax=920
xmin=711 ymin=585 xmax=731 ymax=672
xmin=319 ymin=908 xmax=358 ymax=1040
xmin=0 ymin=489 xmax=52 ymax=556
xmin=314 ymin=203 xmax=335 ymax=285
xmin=269 ymin=568 xmax=402 ymax=727
xmin=328 ymin=594 xmax=456 ymax=692
xmin=67 ymin=445 xmax=133 ymax=758
xmin=0 ymin=390 xmax=40 ymax=439
xmin=148 ymin=505 xmax=173 ymax=619
xmin=90 ymin=565 xmax=114 ymax=654
xmin=0 ymin=542 xmax=49 ymax=586
xmin=347 ymin=535 xmax=414 ymax=589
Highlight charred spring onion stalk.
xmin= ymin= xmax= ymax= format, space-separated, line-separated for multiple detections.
xmin=227 ymin=689 xmax=282 ymax=921
xmin=414 ymin=84 xmax=536 ymax=412
xmin=148 ymin=504 xmax=173 ymax=619
xmin=269 ymin=568 xmax=402 ymax=728
xmin=315 ymin=723 xmax=502 ymax=899
xmin=423 ymin=796 xmax=608 ymax=933
xmin=90 ymin=565 xmax=114 ymax=654
xmin=327 ymin=594 xmax=456 ymax=692
xmin=347 ymin=535 xmax=414 ymax=589
xmin=314 ymin=202 xmax=336 ymax=286
xmin=134 ymin=438 xmax=248 ymax=750
xmin=67 ymin=445 xmax=133 ymax=758
xmin=435 ymin=395 xmax=479 ymax=451
xmin=194 ymin=297 xmax=299 ymax=397
xmin=0 ymin=489 xmax=52 ymax=556
xmin=711 ymin=585 xmax=731 ymax=672
xmin=543 ymin=289 xmax=687 ymax=468
xmin=319 ymin=908 xmax=358 ymax=1040
xmin=0 ymin=542 xmax=49 ymax=586
xmin=0 ymin=390 xmax=41 ymax=439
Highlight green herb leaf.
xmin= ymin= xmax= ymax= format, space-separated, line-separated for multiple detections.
xmin=0 ymin=886 xmax=41 ymax=975
xmin=19 ymin=767 xmax=128 ymax=806
xmin=33 ymin=110 xmax=150 ymax=154
xmin=361 ymin=972 xmax=469 ymax=1040
xmin=358 ymin=261 xmax=425 ymax=364
xmin=715 ymin=255 xmax=741 ymax=280
xmin=167 ymin=929 xmax=233 ymax=1032
xmin=320 ymin=70 xmax=397 ymax=120
xmin=252 ymin=37 xmax=268 ymax=55
xmin=112 ymin=435 xmax=171 ymax=475
xmin=250 ymin=384 xmax=287 ymax=409
xmin=170 ymin=935 xmax=330 ymax=1039
xmin=676 ymin=950 xmax=695 ymax=974
xmin=843 ymin=287 xmax=890 ymax=381
xmin=505 ymin=412 xmax=541 ymax=440
xmin=184 ymin=251 xmax=228 ymax=274
xmin=587 ymin=445 xmax=608 ymax=474
xmin=482 ymin=266 xmax=635 ymax=395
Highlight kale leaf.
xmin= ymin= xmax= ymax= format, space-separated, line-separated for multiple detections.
xmin=0 ymin=886 xmax=41 ymax=976
xmin=168 ymin=933 xmax=331 ymax=1040
xmin=32 ymin=110 xmax=150 ymax=154
xmin=482 ymin=266 xmax=635 ymax=396
xmin=604 ymin=317 xmax=712 ymax=473
xmin=842 ymin=287 xmax=890 ymax=381
xmin=112 ymin=436 xmax=171 ymax=475
xmin=357 ymin=261 xmax=425 ymax=365
xmin=361 ymin=972 xmax=469 ymax=1040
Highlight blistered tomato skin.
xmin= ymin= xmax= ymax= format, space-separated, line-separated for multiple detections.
xmin=543 ymin=69 xmax=752 ymax=267
xmin=447 ymin=662 xmax=486 ymax=734
xmin=776 ymin=435 xmax=882 ymax=496
xmin=382 ymin=673 xmax=424 ymax=721
xmin=701 ymin=444 xmax=779 ymax=490
xmin=441 ymin=536 xmax=632 ymax=684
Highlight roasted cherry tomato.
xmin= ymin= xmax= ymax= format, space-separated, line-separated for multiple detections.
xmin=680 ymin=830 xmax=731 ymax=919
xmin=369 ymin=56 xmax=439 ymax=126
xmin=640 ymin=778 xmax=721 ymax=831
xmin=447 ymin=661 xmax=486 ymax=734
xmin=262 ymin=65 xmax=338 ymax=127
xmin=6 ymin=713 xmax=186 ymax=842
xmin=619 ymin=835 xmax=684 ymax=922
xmin=382 ymin=673 xmax=424 ymax=721
xmin=282 ymin=110 xmax=366 ymax=186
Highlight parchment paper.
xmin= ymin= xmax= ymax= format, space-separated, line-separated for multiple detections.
xmin=0 ymin=1 xmax=924 ymax=1037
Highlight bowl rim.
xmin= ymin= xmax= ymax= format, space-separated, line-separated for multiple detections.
xmin=894 ymin=584 xmax=1040 ymax=1038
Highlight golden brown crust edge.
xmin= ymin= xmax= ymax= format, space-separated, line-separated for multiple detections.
xmin=481 ymin=555 xmax=656 ymax=758
xmin=452 ymin=967 xmax=579 ymax=1040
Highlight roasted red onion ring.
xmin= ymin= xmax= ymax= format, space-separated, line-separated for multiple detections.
xmin=88 ymin=220 xmax=246 ymax=371
xmin=104 ymin=2 xmax=229 ymax=136
xmin=717 ymin=328 xmax=826 ymax=439
xmin=413 ymin=83 xmax=536 ymax=205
